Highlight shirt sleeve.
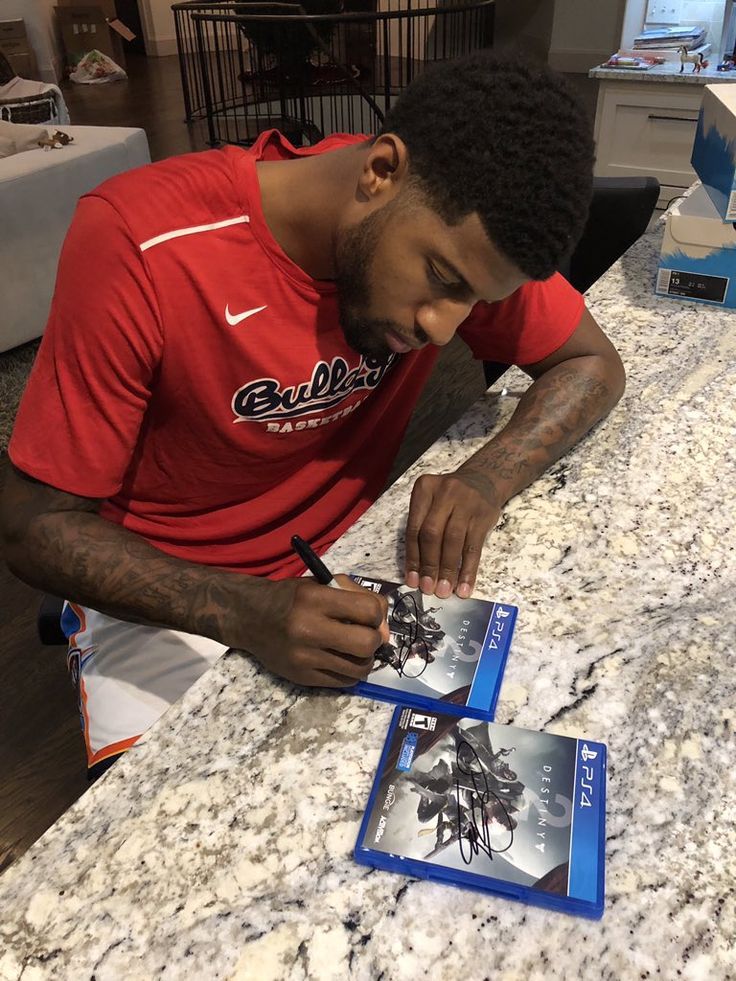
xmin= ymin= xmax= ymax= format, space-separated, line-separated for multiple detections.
xmin=456 ymin=272 xmax=585 ymax=367
xmin=8 ymin=194 xmax=163 ymax=499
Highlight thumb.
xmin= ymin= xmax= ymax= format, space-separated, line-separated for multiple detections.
xmin=334 ymin=574 xmax=391 ymax=644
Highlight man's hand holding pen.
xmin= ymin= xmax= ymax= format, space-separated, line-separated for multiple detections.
xmin=241 ymin=575 xmax=389 ymax=688
xmin=227 ymin=537 xmax=389 ymax=688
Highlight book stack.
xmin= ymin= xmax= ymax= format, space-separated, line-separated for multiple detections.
xmin=634 ymin=25 xmax=707 ymax=50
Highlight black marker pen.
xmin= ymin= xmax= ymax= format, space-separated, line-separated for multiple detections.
xmin=290 ymin=535 xmax=341 ymax=589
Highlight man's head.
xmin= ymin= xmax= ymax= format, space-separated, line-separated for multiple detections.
xmin=334 ymin=50 xmax=595 ymax=359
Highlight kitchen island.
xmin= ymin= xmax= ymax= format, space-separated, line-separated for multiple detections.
xmin=1 ymin=223 xmax=735 ymax=980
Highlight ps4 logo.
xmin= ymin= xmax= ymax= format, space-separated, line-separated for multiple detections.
xmin=578 ymin=744 xmax=598 ymax=809
xmin=489 ymin=605 xmax=513 ymax=650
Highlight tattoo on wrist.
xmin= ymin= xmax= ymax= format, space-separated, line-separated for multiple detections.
xmin=463 ymin=365 xmax=611 ymax=497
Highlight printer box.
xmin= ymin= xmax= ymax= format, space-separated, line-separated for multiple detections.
xmin=691 ymin=84 xmax=736 ymax=222
xmin=656 ymin=182 xmax=736 ymax=308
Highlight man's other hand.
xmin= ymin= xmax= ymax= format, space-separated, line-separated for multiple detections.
xmin=404 ymin=471 xmax=500 ymax=599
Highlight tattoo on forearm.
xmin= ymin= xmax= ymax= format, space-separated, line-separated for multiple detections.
xmin=3 ymin=467 xmax=247 ymax=641
xmin=459 ymin=362 xmax=614 ymax=503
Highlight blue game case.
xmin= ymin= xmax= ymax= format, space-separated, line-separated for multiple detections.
xmin=349 ymin=577 xmax=517 ymax=721
xmin=355 ymin=707 xmax=607 ymax=919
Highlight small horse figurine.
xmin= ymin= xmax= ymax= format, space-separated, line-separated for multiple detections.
xmin=678 ymin=45 xmax=708 ymax=73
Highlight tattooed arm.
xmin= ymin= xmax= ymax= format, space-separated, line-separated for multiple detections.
xmin=404 ymin=307 xmax=626 ymax=598
xmin=0 ymin=468 xmax=387 ymax=687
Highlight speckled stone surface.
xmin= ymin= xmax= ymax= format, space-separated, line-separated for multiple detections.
xmin=1 ymin=225 xmax=736 ymax=980
xmin=590 ymin=61 xmax=736 ymax=83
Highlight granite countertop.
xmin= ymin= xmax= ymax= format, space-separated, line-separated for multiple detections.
xmin=2 ymin=225 xmax=736 ymax=979
xmin=590 ymin=60 xmax=736 ymax=83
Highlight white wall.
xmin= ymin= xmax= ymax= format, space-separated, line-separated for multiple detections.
xmin=548 ymin=0 xmax=627 ymax=71
xmin=621 ymin=0 xmax=730 ymax=55
xmin=3 ymin=0 xmax=64 ymax=82
xmin=494 ymin=0 xmax=556 ymax=62
xmin=138 ymin=0 xmax=177 ymax=56
xmin=620 ymin=0 xmax=648 ymax=48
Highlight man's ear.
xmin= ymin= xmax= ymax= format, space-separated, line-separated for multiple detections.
xmin=358 ymin=134 xmax=409 ymax=202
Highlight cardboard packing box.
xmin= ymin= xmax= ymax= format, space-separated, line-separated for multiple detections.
xmin=55 ymin=0 xmax=135 ymax=70
xmin=656 ymin=182 xmax=736 ymax=309
xmin=691 ymin=84 xmax=736 ymax=223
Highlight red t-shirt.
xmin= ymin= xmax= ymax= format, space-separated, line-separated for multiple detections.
xmin=9 ymin=130 xmax=584 ymax=579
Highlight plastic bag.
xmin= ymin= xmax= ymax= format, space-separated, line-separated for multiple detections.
xmin=69 ymin=49 xmax=127 ymax=84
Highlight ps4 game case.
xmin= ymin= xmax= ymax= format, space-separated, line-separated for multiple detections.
xmin=355 ymin=707 xmax=606 ymax=919
xmin=349 ymin=576 xmax=517 ymax=720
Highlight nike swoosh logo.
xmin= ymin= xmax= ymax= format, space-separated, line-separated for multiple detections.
xmin=225 ymin=304 xmax=267 ymax=326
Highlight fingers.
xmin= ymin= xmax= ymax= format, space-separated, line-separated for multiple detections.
xmin=310 ymin=578 xmax=386 ymax=634
xmin=406 ymin=474 xmax=459 ymax=596
xmin=333 ymin=575 xmax=390 ymax=644
xmin=404 ymin=474 xmax=498 ymax=599
xmin=430 ymin=519 xmax=488 ymax=599
xmin=299 ymin=646 xmax=375 ymax=686
xmin=291 ymin=579 xmax=388 ymax=664
xmin=434 ymin=509 xmax=468 ymax=599
xmin=310 ymin=671 xmax=360 ymax=688
xmin=456 ymin=522 xmax=487 ymax=599
xmin=404 ymin=475 xmax=436 ymax=590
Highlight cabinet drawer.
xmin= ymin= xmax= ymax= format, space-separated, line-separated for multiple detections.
xmin=0 ymin=38 xmax=31 ymax=57
xmin=608 ymin=103 xmax=698 ymax=173
xmin=594 ymin=80 xmax=705 ymax=194
xmin=0 ymin=20 xmax=27 ymax=41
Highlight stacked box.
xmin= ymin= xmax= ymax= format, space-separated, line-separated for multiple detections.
xmin=691 ymin=84 xmax=736 ymax=222
xmin=656 ymin=182 xmax=736 ymax=309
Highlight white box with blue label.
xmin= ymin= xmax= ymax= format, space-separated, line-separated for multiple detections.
xmin=656 ymin=183 xmax=736 ymax=308
xmin=691 ymin=84 xmax=736 ymax=222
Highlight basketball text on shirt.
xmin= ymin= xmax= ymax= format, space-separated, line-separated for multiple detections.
xmin=231 ymin=354 xmax=396 ymax=431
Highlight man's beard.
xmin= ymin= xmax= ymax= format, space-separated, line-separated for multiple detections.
xmin=334 ymin=206 xmax=404 ymax=361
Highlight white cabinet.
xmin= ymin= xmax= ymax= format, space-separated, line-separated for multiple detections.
xmin=593 ymin=80 xmax=704 ymax=207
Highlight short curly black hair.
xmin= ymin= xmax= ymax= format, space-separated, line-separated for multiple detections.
xmin=381 ymin=50 xmax=595 ymax=281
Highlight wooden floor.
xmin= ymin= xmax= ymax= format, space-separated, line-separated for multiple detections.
xmin=0 ymin=53 xmax=598 ymax=872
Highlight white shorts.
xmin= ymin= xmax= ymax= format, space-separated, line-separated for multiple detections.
xmin=61 ymin=602 xmax=228 ymax=769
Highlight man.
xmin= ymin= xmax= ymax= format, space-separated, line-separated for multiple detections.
xmin=0 ymin=52 xmax=625 ymax=776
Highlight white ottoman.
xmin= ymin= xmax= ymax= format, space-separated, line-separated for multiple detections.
xmin=0 ymin=125 xmax=150 ymax=352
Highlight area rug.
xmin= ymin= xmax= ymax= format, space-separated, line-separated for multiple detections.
xmin=0 ymin=340 xmax=40 ymax=454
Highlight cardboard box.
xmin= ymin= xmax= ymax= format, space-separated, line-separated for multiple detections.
xmin=691 ymin=84 xmax=736 ymax=223
xmin=0 ymin=23 xmax=37 ymax=79
xmin=0 ymin=19 xmax=28 ymax=41
xmin=656 ymin=182 xmax=736 ymax=309
xmin=2 ymin=51 xmax=34 ymax=78
xmin=57 ymin=0 xmax=117 ymax=21
xmin=55 ymin=2 xmax=134 ymax=70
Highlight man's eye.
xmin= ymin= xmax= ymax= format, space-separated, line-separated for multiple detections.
xmin=427 ymin=262 xmax=453 ymax=288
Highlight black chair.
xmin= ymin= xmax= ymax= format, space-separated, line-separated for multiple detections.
xmin=483 ymin=175 xmax=660 ymax=387
xmin=38 ymin=594 xmax=67 ymax=645
xmin=0 ymin=50 xmax=14 ymax=85
xmin=37 ymin=175 xmax=660 ymax=645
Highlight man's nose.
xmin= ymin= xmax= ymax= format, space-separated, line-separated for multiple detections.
xmin=415 ymin=299 xmax=474 ymax=346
